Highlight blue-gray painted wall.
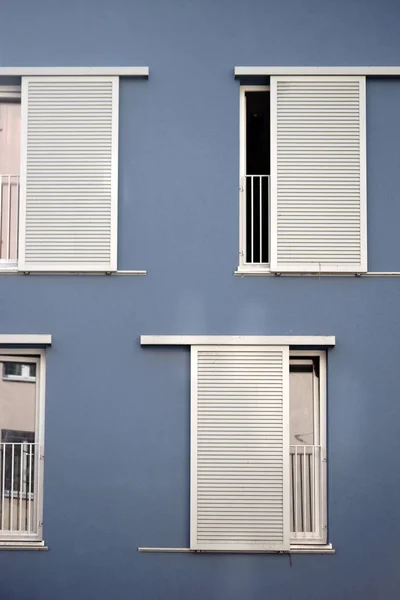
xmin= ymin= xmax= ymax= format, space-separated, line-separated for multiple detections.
xmin=1 ymin=1 xmax=400 ymax=598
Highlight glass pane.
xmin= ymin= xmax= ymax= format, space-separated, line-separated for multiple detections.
xmin=290 ymin=362 xmax=315 ymax=446
xmin=3 ymin=362 xmax=36 ymax=380
xmin=0 ymin=359 xmax=36 ymax=533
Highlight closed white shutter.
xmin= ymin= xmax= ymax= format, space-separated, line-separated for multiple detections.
xmin=270 ymin=76 xmax=366 ymax=273
xmin=191 ymin=345 xmax=290 ymax=551
xmin=19 ymin=76 xmax=118 ymax=271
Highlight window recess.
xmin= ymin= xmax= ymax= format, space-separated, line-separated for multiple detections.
xmin=240 ymin=86 xmax=270 ymax=269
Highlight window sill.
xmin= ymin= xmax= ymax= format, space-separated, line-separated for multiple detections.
xmin=0 ymin=541 xmax=47 ymax=551
xmin=138 ymin=544 xmax=335 ymax=555
xmin=0 ymin=269 xmax=147 ymax=276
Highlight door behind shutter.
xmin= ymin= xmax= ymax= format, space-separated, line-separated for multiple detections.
xmin=191 ymin=345 xmax=290 ymax=551
xmin=270 ymin=76 xmax=366 ymax=273
xmin=19 ymin=76 xmax=118 ymax=271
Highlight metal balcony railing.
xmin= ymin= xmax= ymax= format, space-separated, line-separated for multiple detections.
xmin=0 ymin=175 xmax=20 ymax=265
xmin=290 ymin=444 xmax=325 ymax=542
xmin=241 ymin=175 xmax=270 ymax=266
xmin=0 ymin=442 xmax=40 ymax=536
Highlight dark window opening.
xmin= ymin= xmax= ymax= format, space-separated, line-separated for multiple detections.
xmin=245 ymin=91 xmax=270 ymax=264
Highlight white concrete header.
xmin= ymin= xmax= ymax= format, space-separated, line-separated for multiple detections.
xmin=140 ymin=335 xmax=335 ymax=347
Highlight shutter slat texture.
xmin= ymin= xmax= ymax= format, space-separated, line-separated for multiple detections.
xmin=271 ymin=76 xmax=366 ymax=272
xmin=19 ymin=77 xmax=118 ymax=271
xmin=191 ymin=346 xmax=289 ymax=551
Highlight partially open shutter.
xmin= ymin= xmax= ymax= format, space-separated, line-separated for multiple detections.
xmin=270 ymin=76 xmax=366 ymax=273
xmin=191 ymin=345 xmax=289 ymax=551
xmin=19 ymin=76 xmax=118 ymax=271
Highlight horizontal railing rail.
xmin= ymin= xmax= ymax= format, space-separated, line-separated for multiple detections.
xmin=0 ymin=174 xmax=20 ymax=264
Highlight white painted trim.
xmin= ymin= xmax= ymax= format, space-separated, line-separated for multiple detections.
xmin=138 ymin=544 xmax=335 ymax=554
xmin=0 ymin=67 xmax=148 ymax=77
xmin=282 ymin=346 xmax=290 ymax=550
xmin=235 ymin=66 xmax=400 ymax=77
xmin=140 ymin=335 xmax=335 ymax=347
xmin=359 ymin=76 xmax=368 ymax=272
xmin=0 ymin=541 xmax=47 ymax=550
xmin=0 ymin=86 xmax=21 ymax=100
xmin=110 ymin=77 xmax=119 ymax=272
xmin=270 ymin=77 xmax=278 ymax=271
xmin=234 ymin=270 xmax=400 ymax=276
xmin=0 ymin=270 xmax=147 ymax=276
xmin=190 ymin=347 xmax=198 ymax=550
xmin=0 ymin=335 xmax=51 ymax=346
xmin=18 ymin=77 xmax=28 ymax=270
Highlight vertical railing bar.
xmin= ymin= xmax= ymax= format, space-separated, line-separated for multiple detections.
xmin=16 ymin=176 xmax=20 ymax=261
xmin=308 ymin=450 xmax=312 ymax=533
xmin=299 ymin=451 xmax=304 ymax=532
xmin=19 ymin=443 xmax=24 ymax=532
xmin=7 ymin=175 xmax=11 ymax=261
xmin=294 ymin=445 xmax=298 ymax=537
xmin=1 ymin=444 xmax=5 ymax=531
xmin=28 ymin=444 xmax=32 ymax=533
xmin=290 ymin=451 xmax=295 ymax=533
xmin=312 ymin=445 xmax=316 ymax=536
xmin=302 ymin=446 xmax=306 ymax=533
xmin=251 ymin=176 xmax=254 ymax=263
xmin=320 ymin=445 xmax=324 ymax=539
xmin=36 ymin=443 xmax=40 ymax=535
xmin=10 ymin=444 xmax=14 ymax=531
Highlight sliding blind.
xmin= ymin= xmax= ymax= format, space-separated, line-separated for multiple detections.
xmin=270 ymin=76 xmax=366 ymax=273
xmin=19 ymin=76 xmax=118 ymax=271
xmin=191 ymin=345 xmax=289 ymax=551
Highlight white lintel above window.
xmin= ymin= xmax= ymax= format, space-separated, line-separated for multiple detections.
xmin=0 ymin=67 xmax=149 ymax=77
xmin=234 ymin=66 xmax=400 ymax=77
xmin=0 ymin=335 xmax=52 ymax=346
xmin=140 ymin=335 xmax=335 ymax=347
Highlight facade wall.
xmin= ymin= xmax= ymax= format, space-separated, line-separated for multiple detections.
xmin=0 ymin=1 xmax=399 ymax=598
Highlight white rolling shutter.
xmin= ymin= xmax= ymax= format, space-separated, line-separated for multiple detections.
xmin=270 ymin=76 xmax=367 ymax=273
xmin=191 ymin=345 xmax=290 ymax=552
xmin=19 ymin=76 xmax=118 ymax=271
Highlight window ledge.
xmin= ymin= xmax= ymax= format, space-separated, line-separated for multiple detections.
xmin=138 ymin=544 xmax=335 ymax=554
xmin=0 ymin=269 xmax=147 ymax=276
xmin=0 ymin=541 xmax=47 ymax=551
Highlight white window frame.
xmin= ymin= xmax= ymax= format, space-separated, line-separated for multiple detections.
xmin=2 ymin=361 xmax=36 ymax=383
xmin=289 ymin=350 xmax=327 ymax=545
xmin=0 ymin=349 xmax=45 ymax=542
xmin=0 ymin=86 xmax=21 ymax=271
xmin=238 ymin=85 xmax=271 ymax=273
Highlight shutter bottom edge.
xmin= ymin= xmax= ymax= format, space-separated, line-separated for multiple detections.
xmin=17 ymin=262 xmax=116 ymax=273
xmin=270 ymin=262 xmax=366 ymax=273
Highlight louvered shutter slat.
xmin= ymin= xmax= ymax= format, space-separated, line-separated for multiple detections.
xmin=270 ymin=76 xmax=366 ymax=273
xmin=19 ymin=77 xmax=118 ymax=271
xmin=191 ymin=346 xmax=289 ymax=551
